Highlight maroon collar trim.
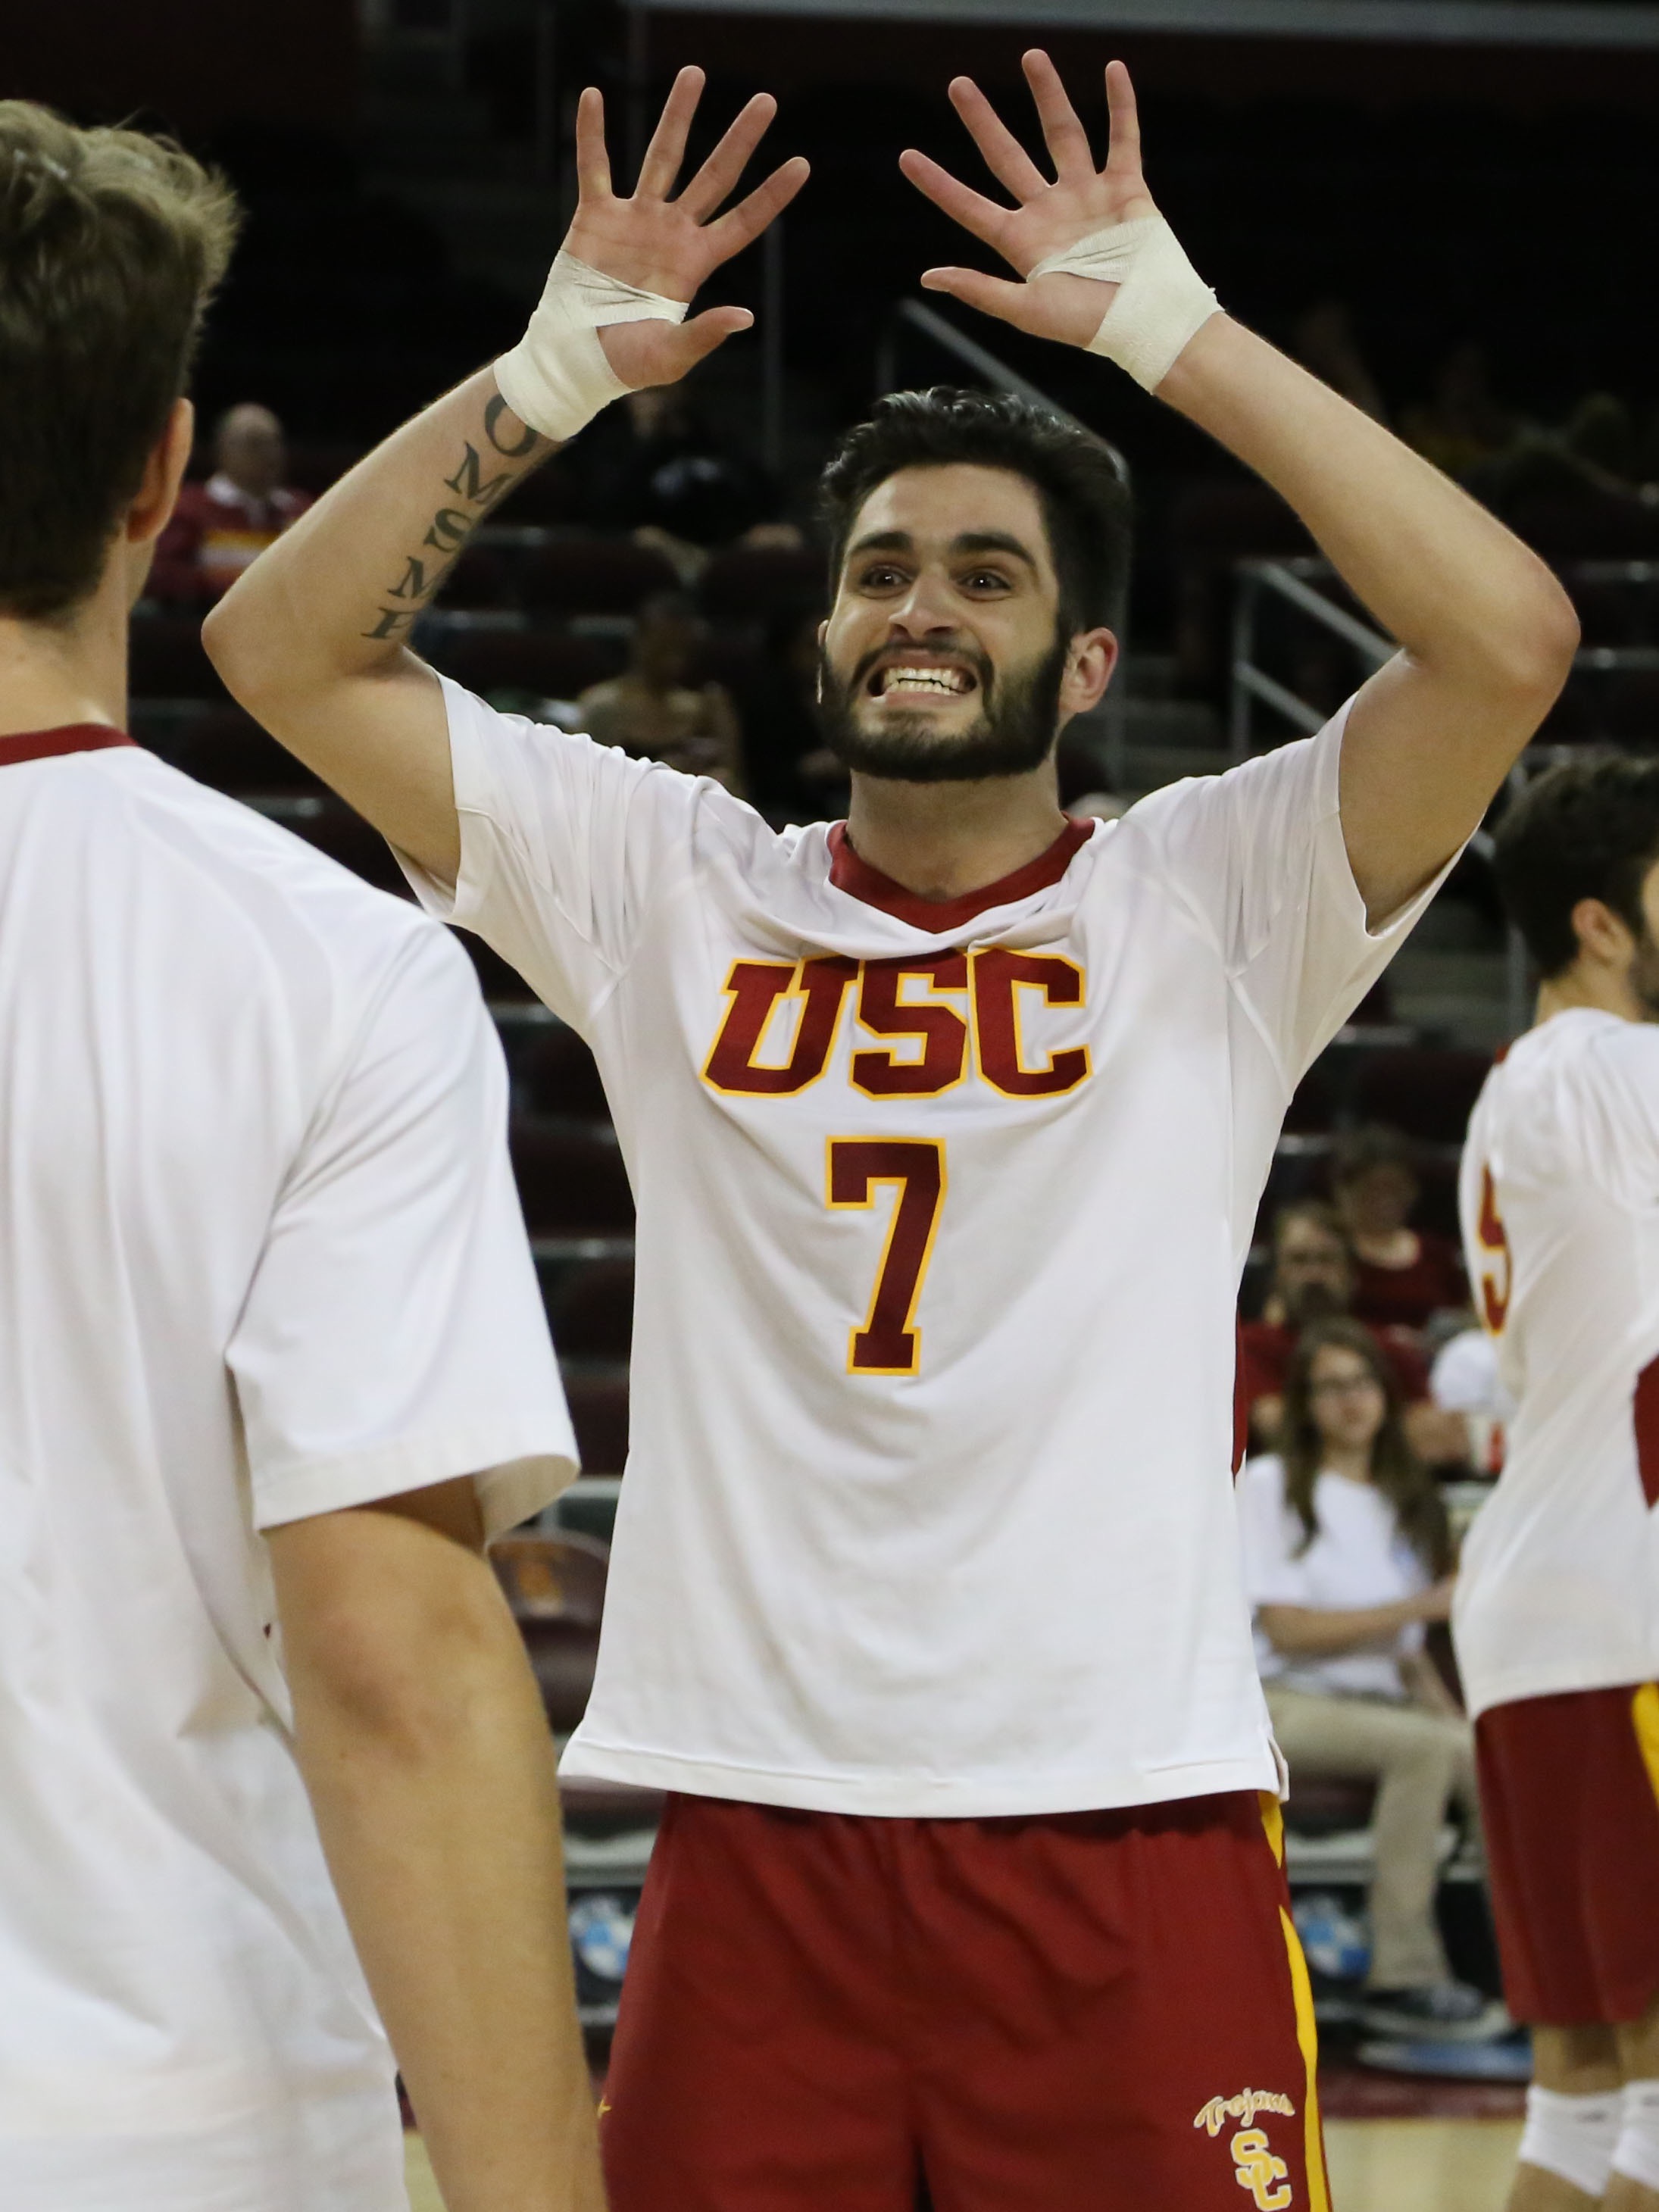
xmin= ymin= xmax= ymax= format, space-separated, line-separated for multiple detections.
xmin=826 ymin=815 xmax=1095 ymax=930
xmin=0 ymin=725 xmax=134 ymax=769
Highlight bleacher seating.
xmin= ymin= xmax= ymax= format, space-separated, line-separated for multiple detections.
xmin=519 ymin=1024 xmax=612 ymax=1123
xmin=518 ymin=538 xmax=680 ymax=617
xmin=550 ymin=1258 xmax=634 ymax=1365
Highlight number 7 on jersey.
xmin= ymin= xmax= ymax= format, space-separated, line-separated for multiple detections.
xmin=826 ymin=1139 xmax=947 ymax=1376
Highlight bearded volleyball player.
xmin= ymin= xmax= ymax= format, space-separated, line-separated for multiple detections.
xmin=1457 ymin=761 xmax=1659 ymax=2212
xmin=0 ymin=108 xmax=601 ymax=2212
xmin=208 ymin=53 xmax=1576 ymax=2210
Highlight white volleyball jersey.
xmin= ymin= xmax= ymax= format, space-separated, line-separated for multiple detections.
xmin=0 ymin=729 xmax=576 ymax=2212
xmin=405 ymin=678 xmax=1446 ymax=1817
xmin=1454 ymin=1008 xmax=1659 ymax=1718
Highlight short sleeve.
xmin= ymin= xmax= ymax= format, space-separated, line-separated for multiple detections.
xmin=1577 ymin=1023 xmax=1659 ymax=1209
xmin=228 ymin=924 xmax=577 ymax=1539
xmin=1236 ymin=1457 xmax=1311 ymax=1607
xmin=394 ymin=675 xmax=705 ymax=1028
xmin=1129 ymin=701 xmax=1458 ymax=1085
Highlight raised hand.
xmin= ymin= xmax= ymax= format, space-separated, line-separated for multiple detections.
xmin=566 ymin=67 xmax=808 ymax=390
xmin=900 ymin=52 xmax=1154 ymax=351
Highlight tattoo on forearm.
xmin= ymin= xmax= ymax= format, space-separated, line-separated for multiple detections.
xmin=360 ymin=393 xmax=548 ymax=642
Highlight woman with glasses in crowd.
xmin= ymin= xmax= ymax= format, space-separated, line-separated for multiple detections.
xmin=1239 ymin=1317 xmax=1505 ymax=2042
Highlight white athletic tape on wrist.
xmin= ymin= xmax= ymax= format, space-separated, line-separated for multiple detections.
xmin=493 ymin=250 xmax=689 ymax=443
xmin=1518 ymin=2085 xmax=1621 ymax=2199
xmin=1029 ymin=214 xmax=1218 ymax=393
xmin=1613 ymin=2078 xmax=1659 ymax=2192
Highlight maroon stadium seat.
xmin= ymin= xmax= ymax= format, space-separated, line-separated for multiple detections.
xmin=129 ymin=614 xmax=223 ymax=701
xmin=562 ymin=1371 xmax=630 ymax=1476
xmin=519 ymin=1024 xmax=611 ymax=1123
xmin=511 ymin=1122 xmax=635 ymax=1235
xmin=550 ymin=1258 xmax=634 ymax=1364
xmin=433 ymin=626 xmax=616 ymax=701
xmin=491 ymin=1533 xmax=609 ymax=1732
xmin=519 ymin=536 xmax=679 ymax=616
xmin=1352 ymin=1048 xmax=1493 ymax=1145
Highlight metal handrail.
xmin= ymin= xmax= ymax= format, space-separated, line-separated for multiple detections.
xmin=876 ymin=297 xmax=1133 ymax=785
xmin=1229 ymin=556 xmax=1392 ymax=760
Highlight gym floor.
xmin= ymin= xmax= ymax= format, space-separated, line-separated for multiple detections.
xmin=404 ymin=2117 xmax=1526 ymax=2210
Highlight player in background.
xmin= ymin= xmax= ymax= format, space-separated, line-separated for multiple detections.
xmin=206 ymin=55 xmax=1576 ymax=2211
xmin=0 ymin=108 xmax=601 ymax=2212
xmin=1458 ymin=758 xmax=1659 ymax=2212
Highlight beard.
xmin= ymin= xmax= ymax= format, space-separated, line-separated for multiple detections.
xmin=815 ymin=630 xmax=1070 ymax=784
xmin=1632 ymin=923 xmax=1659 ymax=1020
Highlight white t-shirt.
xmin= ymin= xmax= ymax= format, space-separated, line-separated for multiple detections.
xmin=403 ymin=679 xmax=1445 ymax=1817
xmin=1237 ymin=1454 xmax=1429 ymax=1700
xmin=0 ymin=735 xmax=576 ymax=2211
xmin=1455 ymin=1008 xmax=1659 ymax=1717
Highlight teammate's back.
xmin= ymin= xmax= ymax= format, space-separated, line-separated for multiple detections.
xmin=1459 ymin=1009 xmax=1659 ymax=1717
xmin=0 ymin=101 xmax=601 ymax=2212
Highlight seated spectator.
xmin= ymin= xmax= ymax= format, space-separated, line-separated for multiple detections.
xmin=1239 ymin=1321 xmax=1504 ymax=2042
xmin=1332 ymin=1125 xmax=1466 ymax=1330
xmin=576 ymin=594 xmax=743 ymax=790
xmin=573 ymin=386 xmax=788 ymax=580
xmin=149 ymin=403 xmax=311 ymax=601
xmin=1241 ymin=1202 xmax=1426 ymax=1439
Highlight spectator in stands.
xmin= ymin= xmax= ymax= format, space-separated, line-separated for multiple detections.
xmin=576 ymin=592 xmax=744 ymax=790
xmin=573 ymin=386 xmax=791 ymax=581
xmin=730 ymin=600 xmax=848 ymax=824
xmin=1401 ymin=342 xmax=1517 ymax=483
xmin=1241 ymin=1201 xmax=1427 ymax=1442
xmin=150 ymin=403 xmax=311 ymax=602
xmin=1242 ymin=1200 xmax=1468 ymax=1464
xmin=1332 ymin=1124 xmax=1467 ymax=1330
xmin=1239 ymin=1321 xmax=1504 ymax=2042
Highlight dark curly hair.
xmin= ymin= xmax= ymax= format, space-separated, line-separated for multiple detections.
xmin=1493 ymin=755 xmax=1659 ymax=979
xmin=0 ymin=102 xmax=240 ymax=619
xmin=817 ymin=386 xmax=1132 ymax=637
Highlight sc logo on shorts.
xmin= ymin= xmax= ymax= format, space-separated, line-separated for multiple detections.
xmin=1229 ymin=2126 xmax=1292 ymax=2210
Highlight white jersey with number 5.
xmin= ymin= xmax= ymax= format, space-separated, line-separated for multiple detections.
xmin=404 ymin=680 xmax=1446 ymax=1816
xmin=1455 ymin=1009 xmax=1659 ymax=1718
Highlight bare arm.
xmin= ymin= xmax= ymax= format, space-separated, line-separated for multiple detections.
xmin=1259 ymin=1575 xmax=1454 ymax=1658
xmin=204 ymin=68 xmax=808 ymax=883
xmin=267 ymin=1476 xmax=603 ymax=2212
xmin=901 ymin=52 xmax=1579 ymax=922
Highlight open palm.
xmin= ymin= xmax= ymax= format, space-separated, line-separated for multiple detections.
xmin=564 ymin=67 xmax=808 ymax=392
xmin=900 ymin=53 xmax=1158 ymax=351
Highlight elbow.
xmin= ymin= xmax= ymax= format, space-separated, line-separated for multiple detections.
xmin=1491 ymin=570 xmax=1580 ymax=708
xmin=295 ymin=1581 xmax=511 ymax=1765
xmin=202 ymin=587 xmax=280 ymax=711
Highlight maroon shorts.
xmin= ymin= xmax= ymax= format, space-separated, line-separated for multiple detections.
xmin=1476 ymin=1682 xmax=1659 ymax=2025
xmin=599 ymin=1789 xmax=1330 ymax=2212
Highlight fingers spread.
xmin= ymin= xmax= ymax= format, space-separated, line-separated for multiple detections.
xmin=1104 ymin=59 xmax=1143 ymax=175
xmin=677 ymin=91 xmax=780 ymax=223
xmin=703 ymin=154 xmax=810 ymax=261
xmin=946 ymin=75 xmax=1048 ymax=202
xmin=636 ymin=65 xmax=705 ymax=199
xmin=898 ymin=148 xmax=1013 ymax=256
xmin=1022 ymin=48 xmax=1097 ymax=180
xmin=574 ymin=86 xmax=613 ymax=202
xmin=919 ymin=266 xmax=1038 ymax=334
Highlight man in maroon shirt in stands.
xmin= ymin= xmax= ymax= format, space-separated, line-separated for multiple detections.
xmin=150 ymin=402 xmax=311 ymax=603
xmin=1333 ymin=1123 xmax=1467 ymax=1330
xmin=1239 ymin=1199 xmax=1467 ymax=1463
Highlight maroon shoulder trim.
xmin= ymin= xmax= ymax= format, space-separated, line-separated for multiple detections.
xmin=0 ymin=725 xmax=134 ymax=769
xmin=826 ymin=815 xmax=1094 ymax=929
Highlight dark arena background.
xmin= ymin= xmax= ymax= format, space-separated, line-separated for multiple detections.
xmin=12 ymin=2 xmax=1659 ymax=2201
